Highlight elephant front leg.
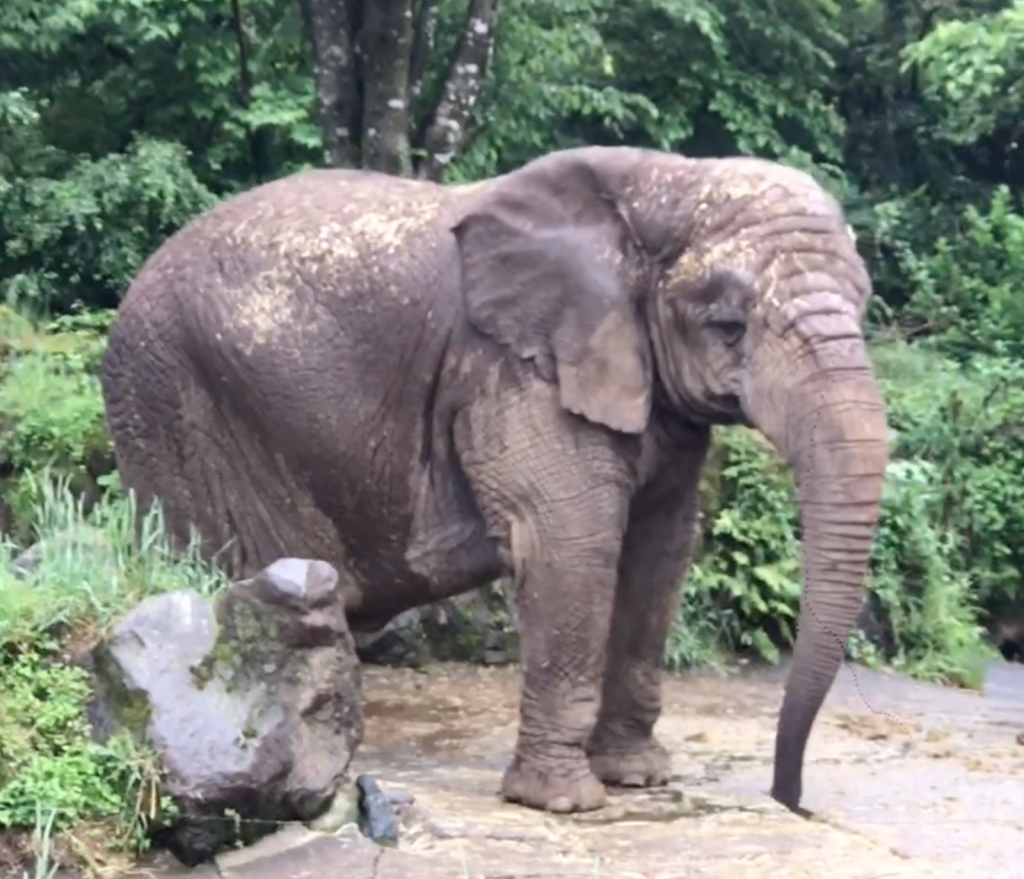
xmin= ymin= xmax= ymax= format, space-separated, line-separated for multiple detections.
xmin=454 ymin=386 xmax=635 ymax=813
xmin=501 ymin=501 xmax=629 ymax=813
xmin=587 ymin=426 xmax=709 ymax=788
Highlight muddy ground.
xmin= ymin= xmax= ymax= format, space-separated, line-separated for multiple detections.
xmin=152 ymin=658 xmax=1024 ymax=879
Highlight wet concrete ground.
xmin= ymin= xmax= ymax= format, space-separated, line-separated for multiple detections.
xmin=190 ymin=658 xmax=1024 ymax=879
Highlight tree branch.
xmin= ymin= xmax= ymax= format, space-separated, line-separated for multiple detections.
xmin=298 ymin=0 xmax=361 ymax=168
xmin=409 ymin=0 xmax=439 ymax=103
xmin=229 ymin=0 xmax=269 ymax=181
xmin=358 ymin=0 xmax=414 ymax=175
xmin=416 ymin=0 xmax=499 ymax=182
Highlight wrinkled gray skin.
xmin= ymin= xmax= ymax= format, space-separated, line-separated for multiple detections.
xmin=101 ymin=146 xmax=889 ymax=817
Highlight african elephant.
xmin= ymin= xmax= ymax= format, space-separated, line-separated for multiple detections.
xmin=100 ymin=145 xmax=889 ymax=816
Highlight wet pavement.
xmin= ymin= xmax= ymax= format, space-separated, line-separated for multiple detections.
xmin=142 ymin=659 xmax=1024 ymax=878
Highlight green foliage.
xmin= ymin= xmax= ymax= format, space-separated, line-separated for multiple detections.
xmin=0 ymin=649 xmax=141 ymax=832
xmin=667 ymin=377 xmax=994 ymax=687
xmin=0 ymin=0 xmax=316 ymax=313
xmin=0 ymin=309 xmax=115 ymax=541
xmin=902 ymin=186 xmax=1024 ymax=361
xmin=0 ymin=477 xmax=228 ymax=645
xmin=1 ymin=139 xmax=217 ymax=312
xmin=688 ymin=430 xmax=801 ymax=665
xmin=866 ymin=456 xmax=988 ymax=687
xmin=901 ymin=0 xmax=1024 ymax=146
xmin=0 ymin=478 xmax=227 ymax=865
xmin=450 ymin=0 xmax=847 ymax=181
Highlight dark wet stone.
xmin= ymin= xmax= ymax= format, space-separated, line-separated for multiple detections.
xmin=848 ymin=590 xmax=895 ymax=659
xmin=92 ymin=558 xmax=364 ymax=866
xmin=355 ymin=581 xmax=519 ymax=668
xmin=356 ymin=775 xmax=399 ymax=846
xmin=989 ymin=609 xmax=1024 ymax=664
xmin=354 ymin=608 xmax=432 ymax=667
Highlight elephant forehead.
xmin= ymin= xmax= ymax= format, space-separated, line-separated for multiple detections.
xmin=665 ymin=234 xmax=866 ymax=318
xmin=666 ymin=234 xmax=764 ymax=287
xmin=694 ymin=158 xmax=833 ymax=209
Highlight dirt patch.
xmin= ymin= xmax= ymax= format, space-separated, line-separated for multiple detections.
xmin=362 ymin=664 xmax=521 ymax=756
xmin=829 ymin=710 xmax=920 ymax=741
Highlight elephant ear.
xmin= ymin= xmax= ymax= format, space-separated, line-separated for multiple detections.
xmin=451 ymin=164 xmax=652 ymax=435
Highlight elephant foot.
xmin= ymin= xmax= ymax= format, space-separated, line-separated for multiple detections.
xmin=500 ymin=752 xmax=607 ymax=813
xmin=587 ymin=735 xmax=672 ymax=787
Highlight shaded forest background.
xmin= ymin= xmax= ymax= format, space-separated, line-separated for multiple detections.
xmin=3 ymin=0 xmax=1024 ymax=683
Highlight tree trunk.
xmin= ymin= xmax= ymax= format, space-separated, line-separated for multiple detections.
xmin=416 ymin=0 xmax=499 ymax=181
xmin=229 ymin=0 xmax=270 ymax=181
xmin=409 ymin=0 xmax=440 ymax=103
xmin=299 ymin=0 xmax=499 ymax=178
xmin=299 ymin=0 xmax=361 ymax=168
xmin=359 ymin=0 xmax=415 ymax=175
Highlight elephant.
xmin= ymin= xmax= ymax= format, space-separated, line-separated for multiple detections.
xmin=100 ymin=145 xmax=889 ymax=817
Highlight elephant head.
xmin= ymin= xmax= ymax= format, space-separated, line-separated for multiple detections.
xmin=451 ymin=146 xmax=888 ymax=813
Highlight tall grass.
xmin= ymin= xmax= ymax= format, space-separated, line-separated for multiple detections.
xmin=0 ymin=472 xmax=228 ymax=646
xmin=0 ymin=473 xmax=230 ymax=875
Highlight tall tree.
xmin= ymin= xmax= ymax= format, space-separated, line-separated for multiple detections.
xmin=299 ymin=0 xmax=499 ymax=177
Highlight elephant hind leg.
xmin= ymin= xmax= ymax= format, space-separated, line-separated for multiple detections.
xmin=108 ymin=367 xmax=323 ymax=581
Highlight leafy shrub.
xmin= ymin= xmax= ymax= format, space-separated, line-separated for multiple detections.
xmin=866 ymin=456 xmax=988 ymax=686
xmin=0 ymin=650 xmax=149 ymax=836
xmin=0 ymin=478 xmax=228 ymax=871
xmin=686 ymin=428 xmax=801 ymax=664
xmin=666 ymin=428 xmax=800 ymax=670
xmin=0 ymin=477 xmax=227 ymax=646
xmin=873 ymin=341 xmax=1024 ymax=627
xmin=903 ymin=185 xmax=1024 ymax=361
xmin=0 ymin=136 xmax=217 ymax=313
xmin=0 ymin=309 xmax=116 ymax=542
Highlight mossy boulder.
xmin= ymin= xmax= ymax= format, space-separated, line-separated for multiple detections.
xmin=91 ymin=558 xmax=363 ymax=866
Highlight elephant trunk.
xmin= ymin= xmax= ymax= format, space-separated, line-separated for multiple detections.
xmin=746 ymin=313 xmax=889 ymax=812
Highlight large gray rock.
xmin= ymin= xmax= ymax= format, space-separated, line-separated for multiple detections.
xmin=92 ymin=558 xmax=363 ymax=866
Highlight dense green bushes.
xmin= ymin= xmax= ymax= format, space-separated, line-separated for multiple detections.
xmin=668 ymin=340 xmax=1003 ymax=686
xmin=0 ymin=307 xmax=114 ymax=542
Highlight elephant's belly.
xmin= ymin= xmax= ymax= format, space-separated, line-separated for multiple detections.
xmin=340 ymin=533 xmax=506 ymax=634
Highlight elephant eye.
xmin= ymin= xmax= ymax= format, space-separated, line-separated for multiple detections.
xmin=708 ymin=318 xmax=746 ymax=347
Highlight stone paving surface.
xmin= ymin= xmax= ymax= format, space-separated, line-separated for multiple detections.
xmin=131 ymin=660 xmax=1024 ymax=879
